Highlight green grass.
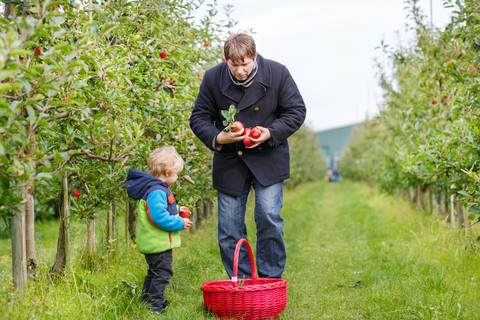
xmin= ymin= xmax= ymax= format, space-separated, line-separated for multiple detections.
xmin=1 ymin=181 xmax=480 ymax=319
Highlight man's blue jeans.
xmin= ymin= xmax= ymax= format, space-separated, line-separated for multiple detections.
xmin=217 ymin=176 xmax=286 ymax=279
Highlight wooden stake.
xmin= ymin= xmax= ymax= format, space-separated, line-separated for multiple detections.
xmin=450 ymin=194 xmax=456 ymax=227
xmin=11 ymin=185 xmax=27 ymax=291
xmin=25 ymin=184 xmax=36 ymax=279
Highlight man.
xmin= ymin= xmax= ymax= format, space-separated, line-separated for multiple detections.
xmin=190 ymin=33 xmax=306 ymax=279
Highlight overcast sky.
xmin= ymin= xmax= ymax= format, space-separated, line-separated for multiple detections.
xmin=208 ymin=0 xmax=455 ymax=131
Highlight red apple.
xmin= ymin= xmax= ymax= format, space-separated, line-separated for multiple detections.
xmin=73 ymin=189 xmax=81 ymax=199
xmin=179 ymin=206 xmax=190 ymax=218
xmin=195 ymin=72 xmax=201 ymax=77
xmin=159 ymin=51 xmax=167 ymax=58
xmin=244 ymin=127 xmax=251 ymax=136
xmin=243 ymin=136 xmax=253 ymax=147
xmin=232 ymin=121 xmax=244 ymax=132
xmin=34 ymin=47 xmax=41 ymax=56
xmin=431 ymin=99 xmax=437 ymax=105
xmin=204 ymin=42 xmax=210 ymax=47
xmin=250 ymin=127 xmax=261 ymax=139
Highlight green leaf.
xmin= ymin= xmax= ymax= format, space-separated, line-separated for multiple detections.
xmin=54 ymin=153 xmax=63 ymax=164
xmin=68 ymin=61 xmax=86 ymax=69
xmin=18 ymin=78 xmax=32 ymax=92
xmin=26 ymin=105 xmax=36 ymax=125
xmin=36 ymin=172 xmax=53 ymax=180
xmin=0 ymin=82 xmax=21 ymax=92
xmin=457 ymin=190 xmax=470 ymax=197
xmin=468 ymin=206 xmax=480 ymax=214
xmin=221 ymin=104 xmax=237 ymax=127
xmin=9 ymin=49 xmax=30 ymax=56
xmin=0 ymin=217 xmax=8 ymax=231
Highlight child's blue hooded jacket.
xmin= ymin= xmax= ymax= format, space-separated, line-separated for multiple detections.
xmin=126 ymin=169 xmax=185 ymax=254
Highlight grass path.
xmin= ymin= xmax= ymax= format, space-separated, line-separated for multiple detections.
xmin=280 ymin=181 xmax=480 ymax=319
xmin=1 ymin=181 xmax=480 ymax=319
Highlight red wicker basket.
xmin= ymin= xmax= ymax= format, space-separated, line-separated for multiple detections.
xmin=201 ymin=239 xmax=288 ymax=319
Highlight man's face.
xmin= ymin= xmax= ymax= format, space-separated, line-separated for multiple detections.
xmin=227 ymin=56 xmax=256 ymax=81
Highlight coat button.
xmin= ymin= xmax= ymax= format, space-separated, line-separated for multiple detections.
xmin=238 ymin=151 xmax=243 ymax=156
xmin=254 ymin=107 xmax=259 ymax=111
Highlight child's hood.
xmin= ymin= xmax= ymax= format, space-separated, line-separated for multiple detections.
xmin=126 ymin=168 xmax=166 ymax=200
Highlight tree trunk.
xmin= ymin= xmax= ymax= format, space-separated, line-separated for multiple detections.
xmin=86 ymin=218 xmax=96 ymax=254
xmin=106 ymin=203 xmax=116 ymax=251
xmin=204 ymin=197 xmax=213 ymax=217
xmin=416 ymin=185 xmax=422 ymax=209
xmin=196 ymin=199 xmax=204 ymax=221
xmin=408 ymin=188 xmax=415 ymax=205
xmin=25 ymin=121 xmax=37 ymax=278
xmin=428 ymin=187 xmax=433 ymax=215
xmin=459 ymin=204 xmax=468 ymax=235
xmin=125 ymin=202 xmax=130 ymax=246
xmin=190 ymin=201 xmax=202 ymax=234
xmin=11 ymin=185 xmax=27 ymax=291
xmin=4 ymin=2 xmax=17 ymax=19
xmin=6 ymin=0 xmax=28 ymax=295
xmin=128 ymin=201 xmax=137 ymax=242
xmin=25 ymin=183 xmax=37 ymax=279
xmin=434 ymin=189 xmax=446 ymax=217
xmin=125 ymin=202 xmax=137 ymax=244
xmin=50 ymin=172 xmax=70 ymax=276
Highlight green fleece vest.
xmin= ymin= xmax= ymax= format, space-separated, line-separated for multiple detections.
xmin=136 ymin=199 xmax=181 ymax=254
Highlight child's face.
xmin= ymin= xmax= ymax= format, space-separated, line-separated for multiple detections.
xmin=162 ymin=170 xmax=179 ymax=187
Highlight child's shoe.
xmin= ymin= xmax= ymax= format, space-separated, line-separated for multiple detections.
xmin=148 ymin=306 xmax=166 ymax=314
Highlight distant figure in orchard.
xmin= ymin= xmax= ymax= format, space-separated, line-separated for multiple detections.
xmin=126 ymin=146 xmax=193 ymax=314
xmin=190 ymin=33 xmax=306 ymax=278
xmin=327 ymin=169 xmax=340 ymax=182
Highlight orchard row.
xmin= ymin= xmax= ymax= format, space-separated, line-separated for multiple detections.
xmin=0 ymin=0 xmax=326 ymax=290
xmin=340 ymin=0 xmax=480 ymax=227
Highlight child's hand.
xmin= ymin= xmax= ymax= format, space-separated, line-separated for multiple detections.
xmin=183 ymin=218 xmax=193 ymax=230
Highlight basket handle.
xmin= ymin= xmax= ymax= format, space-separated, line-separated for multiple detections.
xmin=232 ymin=239 xmax=257 ymax=286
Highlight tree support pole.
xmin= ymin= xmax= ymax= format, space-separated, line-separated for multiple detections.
xmin=11 ymin=185 xmax=27 ymax=291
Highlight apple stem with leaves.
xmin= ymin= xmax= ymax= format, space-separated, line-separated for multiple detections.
xmin=221 ymin=105 xmax=238 ymax=132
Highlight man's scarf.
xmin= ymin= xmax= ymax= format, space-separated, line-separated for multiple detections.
xmin=228 ymin=61 xmax=258 ymax=88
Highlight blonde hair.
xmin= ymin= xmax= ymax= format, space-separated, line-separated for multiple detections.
xmin=224 ymin=33 xmax=256 ymax=62
xmin=147 ymin=146 xmax=184 ymax=178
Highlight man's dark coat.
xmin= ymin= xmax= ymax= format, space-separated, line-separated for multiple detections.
xmin=190 ymin=54 xmax=306 ymax=197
